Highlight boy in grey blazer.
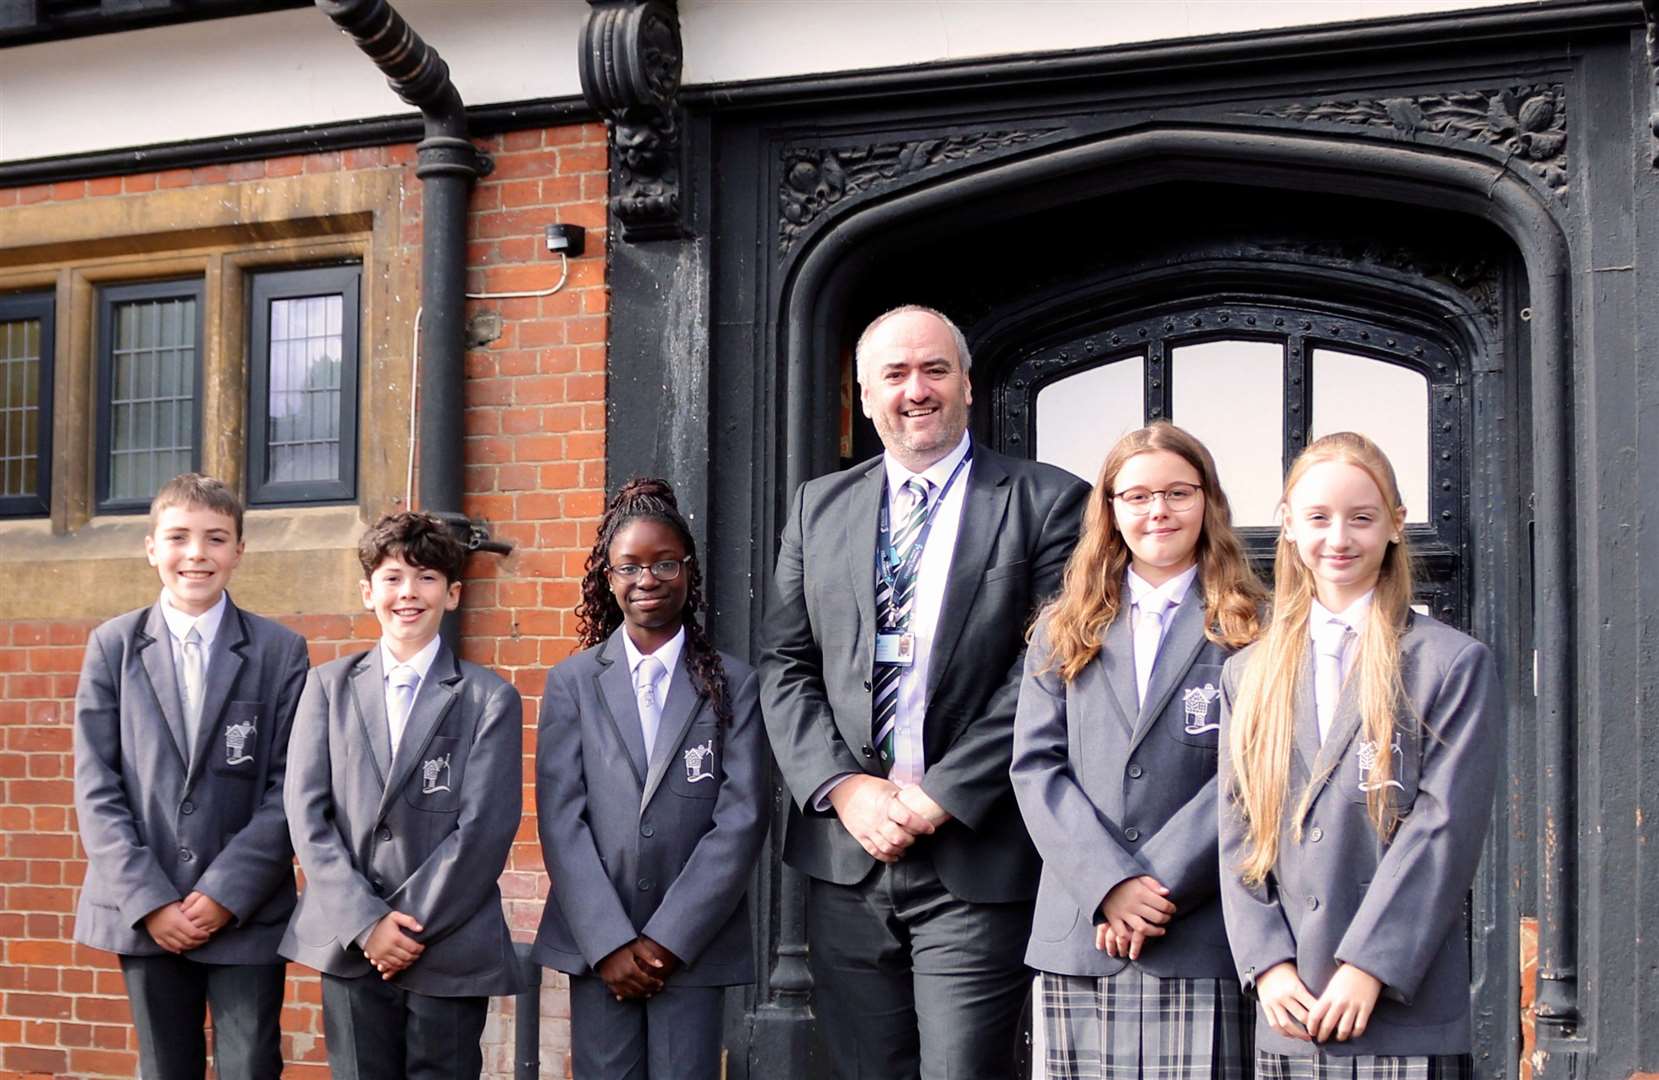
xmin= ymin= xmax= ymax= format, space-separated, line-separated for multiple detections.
xmin=73 ymin=473 xmax=310 ymax=1080
xmin=281 ymin=511 xmax=524 ymax=1080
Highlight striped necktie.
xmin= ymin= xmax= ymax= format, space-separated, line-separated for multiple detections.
xmin=872 ymin=477 xmax=930 ymax=771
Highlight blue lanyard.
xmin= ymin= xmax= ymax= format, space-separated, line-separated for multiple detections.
xmin=876 ymin=444 xmax=973 ymax=599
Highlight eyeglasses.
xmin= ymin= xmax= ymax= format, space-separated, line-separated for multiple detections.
xmin=1112 ymin=484 xmax=1202 ymax=515
xmin=607 ymin=559 xmax=686 ymax=582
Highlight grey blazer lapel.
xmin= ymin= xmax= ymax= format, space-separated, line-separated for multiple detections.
xmin=595 ymin=631 xmax=648 ymax=785
xmin=927 ymin=452 xmax=1011 ymax=701
xmin=1097 ymin=612 xmax=1138 ymax=737
xmin=1130 ymin=590 xmax=1207 ymax=752
xmin=185 ymin=603 xmax=248 ymax=787
xmin=380 ymin=645 xmax=462 ymax=811
xmin=640 ymin=655 xmax=706 ymax=810
xmin=349 ymin=649 xmax=393 ymax=785
xmin=1292 ymin=657 xmax=1322 ymax=772
xmin=137 ymin=605 xmax=190 ymax=767
xmin=1307 ymin=655 xmax=1365 ymax=814
xmin=843 ymin=460 xmax=884 ymax=645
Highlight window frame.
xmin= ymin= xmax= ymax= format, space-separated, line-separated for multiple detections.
xmin=245 ymin=263 xmax=363 ymax=506
xmin=95 ymin=277 xmax=206 ymax=514
xmin=0 ymin=291 xmax=56 ymax=518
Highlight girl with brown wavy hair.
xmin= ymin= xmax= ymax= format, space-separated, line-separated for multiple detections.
xmin=1012 ymin=421 xmax=1264 ymax=1080
xmin=1218 ymin=432 xmax=1503 ymax=1080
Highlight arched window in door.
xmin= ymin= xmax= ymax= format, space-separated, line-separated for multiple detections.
xmin=997 ymin=302 xmax=1466 ymax=624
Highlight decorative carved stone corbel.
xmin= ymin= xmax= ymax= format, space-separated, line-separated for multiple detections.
xmin=1645 ymin=0 xmax=1659 ymax=164
xmin=579 ymin=0 xmax=685 ymax=241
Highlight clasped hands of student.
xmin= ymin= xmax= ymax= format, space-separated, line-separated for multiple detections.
xmin=364 ymin=911 xmax=426 ymax=980
xmin=598 ymin=937 xmax=682 ymax=1002
xmin=1256 ymin=960 xmax=1383 ymax=1043
xmin=143 ymin=891 xmax=233 ymax=953
xmin=1094 ymin=875 xmax=1176 ymax=960
xmin=827 ymin=774 xmax=951 ymax=863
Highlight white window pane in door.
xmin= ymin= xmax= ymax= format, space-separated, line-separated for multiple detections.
xmin=1170 ymin=340 xmax=1284 ymax=526
xmin=1310 ymin=349 xmax=1429 ymax=523
xmin=1034 ymin=355 xmax=1145 ymax=483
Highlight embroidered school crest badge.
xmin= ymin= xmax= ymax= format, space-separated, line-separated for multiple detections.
xmin=421 ymin=752 xmax=452 ymax=794
xmin=224 ymin=719 xmax=256 ymax=765
xmin=1356 ymin=737 xmax=1407 ymax=792
xmin=683 ymin=739 xmax=716 ymax=784
xmin=1181 ymin=684 xmax=1222 ymax=735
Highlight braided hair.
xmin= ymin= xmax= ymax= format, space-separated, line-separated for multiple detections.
xmin=575 ymin=478 xmax=733 ymax=725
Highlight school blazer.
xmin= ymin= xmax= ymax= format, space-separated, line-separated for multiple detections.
xmin=280 ymin=643 xmax=525 ymax=998
xmin=531 ymin=630 xmax=766 ymax=987
xmin=760 ymin=446 xmax=1089 ymax=904
xmin=1012 ymin=591 xmax=1238 ymax=979
xmin=1217 ymin=612 xmax=1503 ymax=1057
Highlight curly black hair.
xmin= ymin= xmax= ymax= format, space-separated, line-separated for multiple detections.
xmin=575 ymin=478 xmax=732 ymax=725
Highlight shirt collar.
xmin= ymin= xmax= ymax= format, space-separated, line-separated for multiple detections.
xmin=1310 ymin=590 xmax=1374 ymax=635
xmin=1127 ymin=564 xmax=1199 ymax=611
xmin=622 ymin=625 xmax=686 ymax=683
xmin=158 ymin=589 xmax=228 ymax=646
xmin=882 ymin=431 xmax=972 ymax=504
xmin=380 ymin=634 xmax=442 ymax=683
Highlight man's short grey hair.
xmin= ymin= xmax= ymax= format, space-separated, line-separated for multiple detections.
xmin=854 ymin=305 xmax=973 ymax=387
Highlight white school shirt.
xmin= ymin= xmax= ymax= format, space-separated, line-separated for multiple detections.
xmin=1126 ymin=564 xmax=1199 ymax=701
xmin=158 ymin=588 xmax=227 ymax=686
xmin=621 ymin=625 xmax=686 ymax=749
xmin=1308 ymin=591 xmax=1373 ymax=740
xmin=814 ymin=431 xmax=973 ymax=807
xmin=379 ymin=635 xmax=442 ymax=753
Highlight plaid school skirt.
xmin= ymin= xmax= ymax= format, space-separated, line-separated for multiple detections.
xmin=1040 ymin=969 xmax=1253 ymax=1080
xmin=1255 ymin=1052 xmax=1472 ymax=1080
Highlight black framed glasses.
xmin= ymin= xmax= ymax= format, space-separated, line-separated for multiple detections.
xmin=607 ymin=559 xmax=686 ymax=582
xmin=1111 ymin=483 xmax=1202 ymax=515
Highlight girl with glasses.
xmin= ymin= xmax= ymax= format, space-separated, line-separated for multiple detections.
xmin=1218 ymin=432 xmax=1501 ymax=1080
xmin=531 ymin=478 xmax=768 ymax=1079
xmin=1012 ymin=421 xmax=1265 ymax=1079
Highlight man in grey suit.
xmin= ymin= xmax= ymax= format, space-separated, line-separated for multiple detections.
xmin=760 ymin=306 xmax=1090 ymax=1079
xmin=282 ymin=512 xmax=523 ymax=1080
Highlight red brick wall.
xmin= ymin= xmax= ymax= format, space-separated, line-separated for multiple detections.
xmin=0 ymin=122 xmax=608 ymax=1078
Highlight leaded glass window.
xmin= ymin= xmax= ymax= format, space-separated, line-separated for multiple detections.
xmin=0 ymin=293 xmax=54 ymax=517
xmin=97 ymin=280 xmax=202 ymax=512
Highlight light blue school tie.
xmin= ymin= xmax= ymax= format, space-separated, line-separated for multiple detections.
xmin=1313 ymin=619 xmax=1353 ymax=743
xmin=388 ymin=665 xmax=420 ymax=754
xmin=1133 ymin=593 xmax=1172 ymax=707
xmin=636 ymin=655 xmax=666 ymax=757
xmin=180 ymin=624 xmax=205 ymax=751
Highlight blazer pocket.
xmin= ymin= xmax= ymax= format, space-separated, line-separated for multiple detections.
xmin=1163 ymin=664 xmax=1225 ymax=748
xmin=668 ymin=723 xmax=721 ymax=800
xmin=1030 ymin=880 xmax=1080 ymax=943
xmin=209 ymin=702 xmax=264 ymax=777
xmin=1340 ymin=726 xmax=1421 ymax=810
xmin=982 ymin=558 xmax=1030 ymax=584
xmin=404 ymin=736 xmax=465 ymax=812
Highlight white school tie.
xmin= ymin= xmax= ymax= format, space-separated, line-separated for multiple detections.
xmin=1133 ymin=594 xmax=1172 ymax=707
xmin=388 ymin=665 xmax=420 ymax=754
xmin=180 ymin=624 xmax=205 ymax=751
xmin=1313 ymin=619 xmax=1352 ymax=744
xmin=636 ymin=655 xmax=666 ymax=757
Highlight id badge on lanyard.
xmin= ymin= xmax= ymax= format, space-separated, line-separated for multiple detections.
xmin=875 ymin=630 xmax=916 ymax=666
xmin=874 ymin=446 xmax=972 ymax=668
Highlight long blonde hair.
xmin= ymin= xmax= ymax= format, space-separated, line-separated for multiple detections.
xmin=1227 ymin=432 xmax=1415 ymax=886
xmin=1039 ymin=422 xmax=1265 ymax=682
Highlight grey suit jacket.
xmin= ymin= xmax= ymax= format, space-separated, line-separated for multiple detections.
xmin=1013 ymin=587 xmax=1239 ymax=978
xmin=760 ymin=444 xmax=1089 ymax=904
xmin=280 ymin=642 xmax=525 ymax=998
xmin=1217 ymin=611 xmax=1502 ymax=1056
xmin=73 ymin=598 xmax=310 ymax=962
xmin=531 ymin=629 xmax=767 ymax=987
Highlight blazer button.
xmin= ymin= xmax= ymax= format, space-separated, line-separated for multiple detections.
xmin=1127 ymin=764 xmax=1143 ymax=779
xmin=378 ymin=827 xmax=393 ymax=842
xmin=637 ymin=878 xmax=653 ymax=892
xmin=1306 ymin=895 xmax=1320 ymax=911
xmin=180 ymin=800 xmax=195 ymax=815
xmin=861 ymin=744 xmax=875 ymax=759
xmin=640 ymin=824 xmax=655 ymax=838
xmin=1123 ymin=827 xmax=1140 ymax=842
xmin=863 ymin=680 xmax=872 ymax=691
xmin=1308 ymin=826 xmax=1324 ymax=843
xmin=178 ymin=847 xmax=193 ymax=863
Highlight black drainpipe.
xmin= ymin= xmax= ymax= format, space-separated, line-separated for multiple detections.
xmin=315 ymin=0 xmax=510 ymax=641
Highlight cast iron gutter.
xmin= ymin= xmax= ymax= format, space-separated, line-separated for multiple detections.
xmin=314 ymin=0 xmax=510 ymax=637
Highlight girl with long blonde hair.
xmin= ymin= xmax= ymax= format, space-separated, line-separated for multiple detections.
xmin=1218 ymin=432 xmax=1503 ymax=1080
xmin=1012 ymin=422 xmax=1265 ymax=1080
